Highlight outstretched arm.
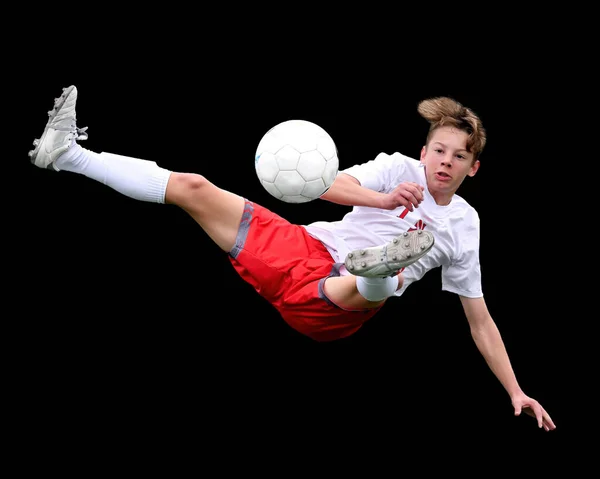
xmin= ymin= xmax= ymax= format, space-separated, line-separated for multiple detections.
xmin=460 ymin=296 xmax=556 ymax=431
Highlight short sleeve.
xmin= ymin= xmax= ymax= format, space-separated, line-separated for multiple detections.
xmin=340 ymin=152 xmax=407 ymax=193
xmin=441 ymin=211 xmax=483 ymax=298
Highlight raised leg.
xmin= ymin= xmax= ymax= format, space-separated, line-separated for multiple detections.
xmin=325 ymin=228 xmax=436 ymax=308
xmin=28 ymin=85 xmax=430 ymax=313
xmin=29 ymin=85 xmax=246 ymax=254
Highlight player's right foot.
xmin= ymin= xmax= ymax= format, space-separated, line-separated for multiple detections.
xmin=28 ymin=85 xmax=88 ymax=171
xmin=344 ymin=230 xmax=434 ymax=278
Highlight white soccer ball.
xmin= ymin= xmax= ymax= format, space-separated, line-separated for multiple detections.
xmin=255 ymin=119 xmax=339 ymax=203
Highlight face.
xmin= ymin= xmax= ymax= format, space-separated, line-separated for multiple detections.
xmin=419 ymin=126 xmax=480 ymax=205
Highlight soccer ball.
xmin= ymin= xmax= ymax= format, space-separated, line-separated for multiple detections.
xmin=255 ymin=119 xmax=339 ymax=203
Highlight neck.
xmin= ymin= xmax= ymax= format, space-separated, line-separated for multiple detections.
xmin=427 ymin=185 xmax=454 ymax=206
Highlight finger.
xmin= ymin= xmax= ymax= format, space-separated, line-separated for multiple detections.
xmin=533 ymin=405 xmax=543 ymax=428
xmin=514 ymin=404 xmax=522 ymax=416
xmin=414 ymin=187 xmax=425 ymax=203
xmin=396 ymin=192 xmax=416 ymax=211
xmin=523 ymin=403 xmax=543 ymax=427
xmin=401 ymin=192 xmax=421 ymax=210
xmin=398 ymin=196 xmax=414 ymax=211
xmin=535 ymin=405 xmax=554 ymax=430
xmin=407 ymin=184 xmax=425 ymax=203
xmin=542 ymin=409 xmax=556 ymax=430
xmin=404 ymin=186 xmax=423 ymax=206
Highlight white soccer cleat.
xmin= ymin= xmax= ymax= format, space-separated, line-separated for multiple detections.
xmin=28 ymin=85 xmax=88 ymax=171
xmin=345 ymin=230 xmax=434 ymax=278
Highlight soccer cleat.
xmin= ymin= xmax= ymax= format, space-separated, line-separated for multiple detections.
xmin=28 ymin=85 xmax=88 ymax=171
xmin=344 ymin=230 xmax=434 ymax=278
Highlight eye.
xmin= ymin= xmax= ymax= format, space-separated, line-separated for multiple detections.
xmin=456 ymin=154 xmax=465 ymax=159
xmin=434 ymin=149 xmax=443 ymax=154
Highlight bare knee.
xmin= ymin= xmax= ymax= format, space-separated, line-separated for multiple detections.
xmin=165 ymin=173 xmax=210 ymax=210
xmin=164 ymin=172 xmax=246 ymax=253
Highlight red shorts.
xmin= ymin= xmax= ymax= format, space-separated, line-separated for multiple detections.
xmin=228 ymin=200 xmax=382 ymax=342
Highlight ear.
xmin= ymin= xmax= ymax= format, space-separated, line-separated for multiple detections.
xmin=420 ymin=145 xmax=427 ymax=165
xmin=468 ymin=159 xmax=480 ymax=177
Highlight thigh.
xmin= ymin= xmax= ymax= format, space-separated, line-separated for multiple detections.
xmin=322 ymin=275 xmax=387 ymax=310
xmin=165 ymin=172 xmax=246 ymax=252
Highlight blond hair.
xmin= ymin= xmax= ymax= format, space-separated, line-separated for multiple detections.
xmin=417 ymin=97 xmax=486 ymax=161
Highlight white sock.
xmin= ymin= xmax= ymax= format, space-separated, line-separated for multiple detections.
xmin=54 ymin=144 xmax=172 ymax=204
xmin=356 ymin=275 xmax=399 ymax=302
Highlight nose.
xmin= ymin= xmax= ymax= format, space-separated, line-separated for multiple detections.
xmin=441 ymin=154 xmax=453 ymax=167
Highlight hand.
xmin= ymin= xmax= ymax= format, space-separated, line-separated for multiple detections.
xmin=380 ymin=182 xmax=425 ymax=211
xmin=512 ymin=393 xmax=556 ymax=431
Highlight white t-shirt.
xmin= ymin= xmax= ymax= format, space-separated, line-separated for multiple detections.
xmin=303 ymin=152 xmax=483 ymax=298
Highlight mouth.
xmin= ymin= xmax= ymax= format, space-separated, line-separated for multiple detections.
xmin=434 ymin=171 xmax=452 ymax=181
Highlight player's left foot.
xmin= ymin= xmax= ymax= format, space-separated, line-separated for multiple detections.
xmin=344 ymin=230 xmax=434 ymax=278
xmin=28 ymin=85 xmax=88 ymax=171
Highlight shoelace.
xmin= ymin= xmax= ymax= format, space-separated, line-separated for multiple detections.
xmin=75 ymin=126 xmax=89 ymax=141
xmin=46 ymin=93 xmax=89 ymax=141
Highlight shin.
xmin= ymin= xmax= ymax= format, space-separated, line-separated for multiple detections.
xmin=56 ymin=145 xmax=246 ymax=253
xmin=55 ymin=146 xmax=172 ymax=203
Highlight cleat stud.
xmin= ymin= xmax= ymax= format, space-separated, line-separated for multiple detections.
xmin=348 ymin=253 xmax=353 ymax=258
xmin=392 ymin=255 xmax=397 ymax=260
xmin=361 ymin=262 xmax=366 ymax=267
xmin=393 ymin=238 xmax=398 ymax=244
xmin=360 ymin=250 xmax=366 ymax=255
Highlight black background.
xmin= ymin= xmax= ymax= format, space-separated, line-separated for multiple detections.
xmin=15 ymin=36 xmax=580 ymax=468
